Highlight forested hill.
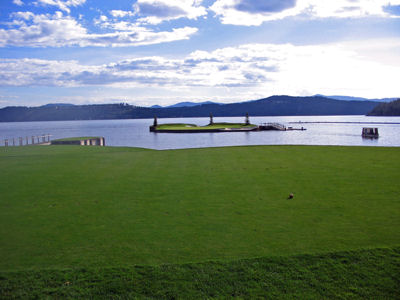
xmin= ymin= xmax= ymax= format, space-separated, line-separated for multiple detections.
xmin=0 ymin=96 xmax=379 ymax=122
xmin=367 ymin=99 xmax=400 ymax=116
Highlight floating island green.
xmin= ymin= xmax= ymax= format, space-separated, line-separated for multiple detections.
xmin=150 ymin=114 xmax=260 ymax=133
xmin=148 ymin=113 xmax=305 ymax=133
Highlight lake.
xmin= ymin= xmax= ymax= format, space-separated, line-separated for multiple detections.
xmin=1 ymin=115 xmax=400 ymax=149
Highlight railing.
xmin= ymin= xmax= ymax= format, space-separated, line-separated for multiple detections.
xmin=3 ymin=134 xmax=51 ymax=147
xmin=259 ymin=123 xmax=286 ymax=130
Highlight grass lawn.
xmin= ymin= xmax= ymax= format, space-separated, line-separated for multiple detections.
xmin=1 ymin=145 xmax=399 ymax=297
xmin=156 ymin=122 xmax=257 ymax=130
xmin=2 ymin=247 xmax=399 ymax=299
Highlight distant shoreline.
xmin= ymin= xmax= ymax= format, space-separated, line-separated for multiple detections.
xmin=0 ymin=95 xmax=380 ymax=122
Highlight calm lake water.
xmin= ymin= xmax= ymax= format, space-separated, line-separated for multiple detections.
xmin=1 ymin=116 xmax=400 ymax=149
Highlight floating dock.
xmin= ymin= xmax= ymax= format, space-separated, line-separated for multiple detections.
xmin=258 ymin=123 xmax=306 ymax=131
xmin=150 ymin=123 xmax=306 ymax=133
xmin=362 ymin=128 xmax=379 ymax=139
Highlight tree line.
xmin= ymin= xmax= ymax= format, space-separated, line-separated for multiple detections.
xmin=0 ymin=96 xmax=381 ymax=122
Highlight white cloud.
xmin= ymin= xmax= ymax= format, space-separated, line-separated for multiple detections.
xmin=134 ymin=0 xmax=207 ymax=24
xmin=1 ymin=40 xmax=399 ymax=99
xmin=0 ymin=12 xmax=198 ymax=47
xmin=35 ymin=0 xmax=86 ymax=13
xmin=110 ymin=10 xmax=135 ymax=18
xmin=1 ymin=12 xmax=87 ymax=47
xmin=210 ymin=0 xmax=400 ymax=26
xmin=0 ymin=48 xmax=277 ymax=88
xmin=0 ymin=58 xmax=83 ymax=86
xmin=13 ymin=0 xmax=24 ymax=6
xmin=268 ymin=42 xmax=400 ymax=98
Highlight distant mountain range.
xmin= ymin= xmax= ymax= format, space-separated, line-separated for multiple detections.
xmin=150 ymin=96 xmax=396 ymax=109
xmin=41 ymin=103 xmax=75 ymax=107
xmin=151 ymin=101 xmax=219 ymax=108
xmin=315 ymin=94 xmax=396 ymax=102
xmin=0 ymin=95 xmax=382 ymax=122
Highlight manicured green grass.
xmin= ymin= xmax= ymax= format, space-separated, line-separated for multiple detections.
xmin=156 ymin=122 xmax=257 ymax=130
xmin=1 ymin=247 xmax=399 ymax=299
xmin=1 ymin=145 xmax=400 ymax=297
xmin=1 ymin=145 xmax=400 ymax=270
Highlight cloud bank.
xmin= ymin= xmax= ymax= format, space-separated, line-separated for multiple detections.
xmin=2 ymin=0 xmax=400 ymax=48
xmin=0 ymin=11 xmax=197 ymax=47
xmin=34 ymin=0 xmax=86 ymax=13
xmin=211 ymin=0 xmax=400 ymax=25
xmin=1 ymin=42 xmax=398 ymax=98
xmin=133 ymin=0 xmax=207 ymax=24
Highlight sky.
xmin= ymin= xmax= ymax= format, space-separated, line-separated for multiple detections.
xmin=0 ymin=0 xmax=399 ymax=107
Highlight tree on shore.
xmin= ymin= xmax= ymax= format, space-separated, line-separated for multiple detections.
xmin=153 ymin=115 xmax=158 ymax=127
xmin=209 ymin=112 xmax=214 ymax=125
xmin=367 ymin=99 xmax=400 ymax=116
xmin=245 ymin=112 xmax=250 ymax=125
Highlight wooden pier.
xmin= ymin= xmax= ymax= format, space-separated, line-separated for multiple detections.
xmin=258 ymin=123 xmax=305 ymax=131
xmin=258 ymin=123 xmax=287 ymax=131
xmin=3 ymin=134 xmax=51 ymax=147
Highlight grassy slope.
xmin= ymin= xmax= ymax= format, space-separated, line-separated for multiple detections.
xmin=156 ymin=122 xmax=257 ymax=130
xmin=2 ymin=247 xmax=399 ymax=299
xmin=0 ymin=145 xmax=400 ymax=297
xmin=1 ymin=145 xmax=400 ymax=270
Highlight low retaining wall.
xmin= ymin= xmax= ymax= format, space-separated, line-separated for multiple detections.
xmin=150 ymin=123 xmax=294 ymax=133
xmin=51 ymin=137 xmax=105 ymax=146
xmin=150 ymin=126 xmax=259 ymax=133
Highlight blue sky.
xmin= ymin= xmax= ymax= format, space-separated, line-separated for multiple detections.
xmin=0 ymin=0 xmax=399 ymax=107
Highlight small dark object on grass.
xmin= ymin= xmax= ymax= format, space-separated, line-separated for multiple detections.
xmin=288 ymin=193 xmax=294 ymax=199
